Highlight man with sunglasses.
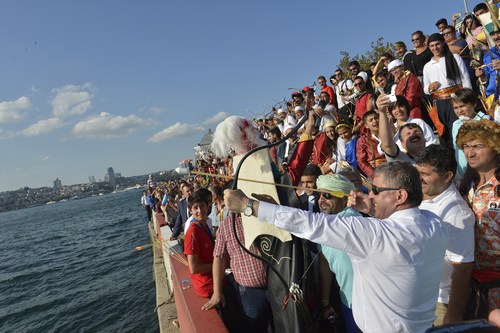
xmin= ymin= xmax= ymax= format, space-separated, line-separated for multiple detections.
xmin=331 ymin=69 xmax=354 ymax=109
xmin=223 ymin=161 xmax=447 ymax=333
xmin=316 ymin=174 xmax=361 ymax=332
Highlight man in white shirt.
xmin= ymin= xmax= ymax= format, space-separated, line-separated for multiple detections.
xmin=416 ymin=145 xmax=475 ymax=326
xmin=423 ymin=33 xmax=472 ymax=146
xmin=224 ymin=161 xmax=447 ymax=333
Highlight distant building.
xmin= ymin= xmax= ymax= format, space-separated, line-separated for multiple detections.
xmin=53 ymin=178 xmax=62 ymax=191
xmin=194 ymin=128 xmax=213 ymax=162
xmin=89 ymin=176 xmax=96 ymax=184
xmin=107 ymin=167 xmax=116 ymax=188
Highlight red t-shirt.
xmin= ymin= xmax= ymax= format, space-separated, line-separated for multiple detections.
xmin=184 ymin=222 xmax=214 ymax=297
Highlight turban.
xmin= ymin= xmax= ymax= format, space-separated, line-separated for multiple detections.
xmin=316 ymin=174 xmax=355 ymax=198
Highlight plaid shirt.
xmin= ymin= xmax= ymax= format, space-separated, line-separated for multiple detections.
xmin=213 ymin=214 xmax=266 ymax=288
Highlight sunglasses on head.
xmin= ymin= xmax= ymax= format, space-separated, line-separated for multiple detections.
xmin=370 ymin=184 xmax=400 ymax=195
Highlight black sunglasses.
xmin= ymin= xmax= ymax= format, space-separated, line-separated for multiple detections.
xmin=321 ymin=192 xmax=335 ymax=199
xmin=370 ymin=184 xmax=400 ymax=195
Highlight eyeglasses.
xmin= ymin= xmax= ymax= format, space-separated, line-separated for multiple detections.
xmin=370 ymin=184 xmax=400 ymax=195
xmin=354 ymin=82 xmax=364 ymax=87
xmin=443 ymin=31 xmax=453 ymax=35
xmin=320 ymin=191 xmax=345 ymax=199
xmin=411 ymin=38 xmax=421 ymax=42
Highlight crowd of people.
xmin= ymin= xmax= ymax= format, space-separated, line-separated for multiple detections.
xmin=143 ymin=3 xmax=499 ymax=332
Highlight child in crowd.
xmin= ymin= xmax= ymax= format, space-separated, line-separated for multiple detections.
xmin=451 ymin=88 xmax=491 ymax=177
xmin=184 ymin=189 xmax=214 ymax=298
xmin=334 ymin=122 xmax=358 ymax=171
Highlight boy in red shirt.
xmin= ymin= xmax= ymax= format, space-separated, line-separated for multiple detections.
xmin=184 ymin=190 xmax=214 ymax=297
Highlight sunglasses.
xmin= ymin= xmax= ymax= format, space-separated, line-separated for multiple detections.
xmin=370 ymin=184 xmax=400 ymax=195
xmin=320 ymin=191 xmax=345 ymax=199
xmin=412 ymin=38 xmax=421 ymax=42
xmin=354 ymin=82 xmax=364 ymax=87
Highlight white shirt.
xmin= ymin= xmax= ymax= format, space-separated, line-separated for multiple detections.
xmin=258 ymin=202 xmax=447 ymax=333
xmin=423 ymin=54 xmax=471 ymax=95
xmin=419 ymin=183 xmax=475 ymax=304
xmin=335 ymin=79 xmax=354 ymax=108
xmin=184 ymin=216 xmax=214 ymax=235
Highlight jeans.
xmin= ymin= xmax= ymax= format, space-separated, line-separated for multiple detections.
xmin=237 ymin=284 xmax=272 ymax=333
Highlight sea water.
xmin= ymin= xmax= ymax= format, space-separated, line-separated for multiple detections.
xmin=0 ymin=189 xmax=158 ymax=333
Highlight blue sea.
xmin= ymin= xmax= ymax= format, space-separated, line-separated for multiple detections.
xmin=0 ymin=189 xmax=159 ymax=333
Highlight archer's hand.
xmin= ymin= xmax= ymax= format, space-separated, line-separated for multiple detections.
xmin=251 ymin=193 xmax=278 ymax=205
xmin=202 ymin=293 xmax=225 ymax=311
xmin=224 ymin=189 xmax=249 ymax=213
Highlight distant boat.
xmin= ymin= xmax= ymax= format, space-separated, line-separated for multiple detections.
xmin=46 ymin=201 xmax=57 ymax=205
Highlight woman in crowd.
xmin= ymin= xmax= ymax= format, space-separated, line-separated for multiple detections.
xmin=459 ymin=14 xmax=484 ymax=48
xmin=312 ymin=120 xmax=339 ymax=174
xmin=456 ymin=120 xmax=500 ymax=314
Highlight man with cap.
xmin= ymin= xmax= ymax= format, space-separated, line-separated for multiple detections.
xmin=292 ymin=91 xmax=305 ymax=108
xmin=294 ymin=105 xmax=306 ymax=134
xmin=316 ymin=174 xmax=362 ymax=333
xmin=423 ymin=32 xmax=472 ymax=146
xmin=389 ymin=58 xmax=424 ymax=119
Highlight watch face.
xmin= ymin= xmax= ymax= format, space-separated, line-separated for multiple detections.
xmin=244 ymin=206 xmax=253 ymax=216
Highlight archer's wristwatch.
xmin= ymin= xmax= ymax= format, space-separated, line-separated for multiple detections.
xmin=243 ymin=199 xmax=255 ymax=217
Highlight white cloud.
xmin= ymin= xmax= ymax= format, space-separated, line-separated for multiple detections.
xmin=19 ymin=117 xmax=64 ymax=136
xmin=51 ymin=83 xmax=93 ymax=118
xmin=148 ymin=122 xmax=204 ymax=143
xmin=149 ymin=106 xmax=166 ymax=114
xmin=203 ymin=112 xmax=229 ymax=125
xmin=72 ymin=112 xmax=153 ymax=138
xmin=40 ymin=155 xmax=50 ymax=161
xmin=0 ymin=96 xmax=32 ymax=123
xmin=31 ymin=85 xmax=39 ymax=92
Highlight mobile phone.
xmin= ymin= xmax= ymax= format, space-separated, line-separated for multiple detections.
xmin=388 ymin=94 xmax=397 ymax=103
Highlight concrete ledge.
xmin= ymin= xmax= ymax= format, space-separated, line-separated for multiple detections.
xmin=170 ymin=256 xmax=228 ymax=333
xmin=149 ymin=222 xmax=180 ymax=333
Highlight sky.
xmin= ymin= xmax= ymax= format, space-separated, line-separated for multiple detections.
xmin=0 ymin=0 xmax=473 ymax=191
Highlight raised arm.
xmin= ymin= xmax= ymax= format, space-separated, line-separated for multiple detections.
xmin=376 ymin=95 xmax=398 ymax=156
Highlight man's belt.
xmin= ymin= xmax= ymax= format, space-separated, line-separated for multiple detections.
xmin=431 ymin=85 xmax=462 ymax=100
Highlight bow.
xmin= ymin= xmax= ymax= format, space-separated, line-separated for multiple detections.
xmin=229 ymin=102 xmax=312 ymax=308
